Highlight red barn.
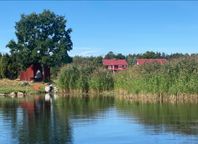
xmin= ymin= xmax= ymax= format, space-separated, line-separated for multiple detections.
xmin=103 ymin=59 xmax=128 ymax=71
xmin=20 ymin=64 xmax=50 ymax=81
xmin=136 ymin=59 xmax=167 ymax=65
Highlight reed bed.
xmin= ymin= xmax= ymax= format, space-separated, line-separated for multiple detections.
xmin=57 ymin=64 xmax=114 ymax=94
xmin=115 ymin=57 xmax=198 ymax=98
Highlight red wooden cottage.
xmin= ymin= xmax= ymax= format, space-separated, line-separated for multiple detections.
xmin=136 ymin=59 xmax=167 ymax=65
xmin=20 ymin=64 xmax=50 ymax=81
xmin=103 ymin=59 xmax=128 ymax=71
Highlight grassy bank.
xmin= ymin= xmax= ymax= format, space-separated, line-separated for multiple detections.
xmin=0 ymin=79 xmax=44 ymax=95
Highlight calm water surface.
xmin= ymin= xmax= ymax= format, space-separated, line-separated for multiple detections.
xmin=0 ymin=95 xmax=198 ymax=144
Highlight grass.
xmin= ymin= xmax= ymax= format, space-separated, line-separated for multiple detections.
xmin=0 ymin=79 xmax=45 ymax=94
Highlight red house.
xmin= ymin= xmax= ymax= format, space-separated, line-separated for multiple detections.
xmin=136 ymin=59 xmax=167 ymax=65
xmin=20 ymin=64 xmax=50 ymax=81
xmin=103 ymin=59 xmax=128 ymax=71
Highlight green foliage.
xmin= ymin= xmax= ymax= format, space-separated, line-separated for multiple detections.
xmin=72 ymin=56 xmax=103 ymax=68
xmin=58 ymin=65 xmax=79 ymax=92
xmin=140 ymin=51 xmax=163 ymax=59
xmin=104 ymin=51 xmax=116 ymax=59
xmin=104 ymin=51 xmax=166 ymax=66
xmin=167 ymin=53 xmax=188 ymax=59
xmin=115 ymin=57 xmax=198 ymax=95
xmin=99 ymin=51 xmax=198 ymax=67
xmin=57 ymin=64 xmax=114 ymax=93
xmin=7 ymin=10 xmax=72 ymax=70
xmin=89 ymin=68 xmax=114 ymax=92
xmin=104 ymin=51 xmax=125 ymax=59
xmin=126 ymin=54 xmax=137 ymax=66
xmin=58 ymin=55 xmax=198 ymax=95
xmin=0 ymin=54 xmax=19 ymax=79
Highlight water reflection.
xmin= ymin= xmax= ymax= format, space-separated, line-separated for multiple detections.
xmin=116 ymin=100 xmax=198 ymax=135
xmin=0 ymin=95 xmax=114 ymax=144
xmin=0 ymin=96 xmax=198 ymax=144
xmin=18 ymin=95 xmax=72 ymax=144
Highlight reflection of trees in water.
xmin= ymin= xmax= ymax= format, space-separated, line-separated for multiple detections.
xmin=0 ymin=96 xmax=114 ymax=144
xmin=0 ymin=99 xmax=22 ymax=143
xmin=0 ymin=96 xmax=72 ymax=144
xmin=55 ymin=96 xmax=114 ymax=120
xmin=116 ymin=100 xmax=198 ymax=135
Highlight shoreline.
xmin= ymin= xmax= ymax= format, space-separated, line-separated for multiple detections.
xmin=1 ymin=87 xmax=198 ymax=104
xmin=115 ymin=89 xmax=198 ymax=104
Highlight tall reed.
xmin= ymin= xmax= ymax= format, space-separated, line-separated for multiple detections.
xmin=57 ymin=64 xmax=114 ymax=93
xmin=115 ymin=57 xmax=198 ymax=95
xmin=89 ymin=68 xmax=114 ymax=92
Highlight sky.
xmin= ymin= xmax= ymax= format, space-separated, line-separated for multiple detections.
xmin=1 ymin=1 xmax=198 ymax=56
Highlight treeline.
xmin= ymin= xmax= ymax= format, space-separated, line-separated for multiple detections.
xmin=73 ymin=51 xmax=195 ymax=67
xmin=115 ymin=56 xmax=198 ymax=95
xmin=105 ymin=51 xmax=193 ymax=60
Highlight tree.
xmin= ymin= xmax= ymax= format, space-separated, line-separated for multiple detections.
xmin=167 ymin=53 xmax=186 ymax=59
xmin=72 ymin=56 xmax=102 ymax=68
xmin=104 ymin=51 xmax=116 ymax=59
xmin=0 ymin=54 xmax=19 ymax=79
xmin=137 ymin=51 xmax=163 ymax=59
xmin=104 ymin=51 xmax=125 ymax=59
xmin=7 ymin=10 xmax=72 ymax=70
xmin=141 ymin=51 xmax=158 ymax=59
xmin=115 ymin=53 xmax=125 ymax=59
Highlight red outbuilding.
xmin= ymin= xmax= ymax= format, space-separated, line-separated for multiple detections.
xmin=136 ymin=59 xmax=167 ymax=65
xmin=20 ymin=64 xmax=50 ymax=81
xmin=103 ymin=59 xmax=128 ymax=71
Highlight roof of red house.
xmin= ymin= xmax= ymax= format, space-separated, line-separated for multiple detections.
xmin=103 ymin=59 xmax=128 ymax=66
xmin=136 ymin=59 xmax=167 ymax=65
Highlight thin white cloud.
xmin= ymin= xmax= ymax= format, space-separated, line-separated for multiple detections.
xmin=69 ymin=47 xmax=104 ymax=57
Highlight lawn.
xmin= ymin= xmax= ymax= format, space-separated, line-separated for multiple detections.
xmin=0 ymin=79 xmax=45 ymax=94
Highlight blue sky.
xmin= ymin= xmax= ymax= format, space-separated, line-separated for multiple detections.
xmin=0 ymin=1 xmax=198 ymax=56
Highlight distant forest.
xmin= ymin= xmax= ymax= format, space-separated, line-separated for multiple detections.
xmin=72 ymin=51 xmax=198 ymax=66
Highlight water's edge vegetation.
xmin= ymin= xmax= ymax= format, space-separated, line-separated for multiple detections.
xmin=57 ymin=64 xmax=114 ymax=94
xmin=57 ymin=57 xmax=198 ymax=103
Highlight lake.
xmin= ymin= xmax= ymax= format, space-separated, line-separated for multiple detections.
xmin=0 ymin=95 xmax=198 ymax=144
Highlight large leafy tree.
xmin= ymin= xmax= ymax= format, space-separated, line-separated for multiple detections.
xmin=7 ymin=10 xmax=72 ymax=70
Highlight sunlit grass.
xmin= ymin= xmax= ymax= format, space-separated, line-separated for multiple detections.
xmin=0 ymin=79 xmax=44 ymax=94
